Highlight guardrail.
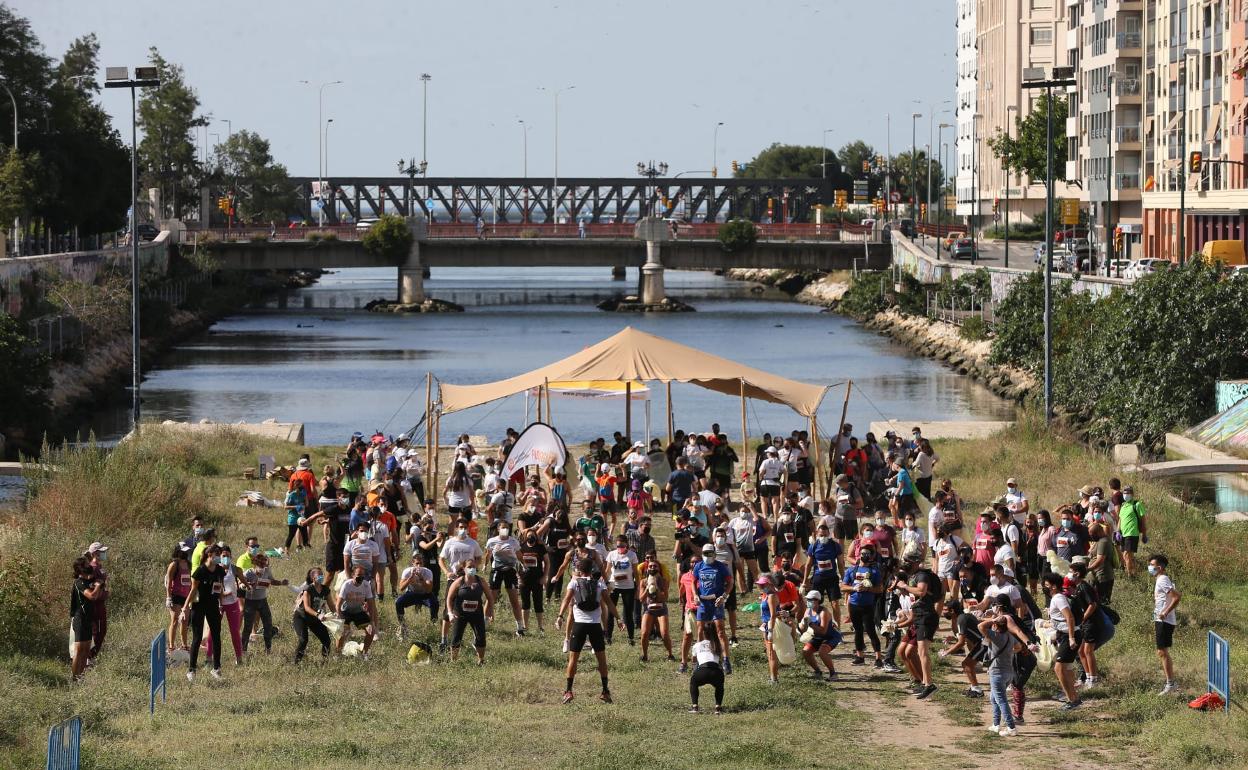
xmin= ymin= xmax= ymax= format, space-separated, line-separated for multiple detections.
xmin=926 ymin=290 xmax=997 ymax=327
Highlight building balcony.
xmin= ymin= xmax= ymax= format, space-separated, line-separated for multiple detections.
xmin=1116 ymin=124 xmax=1141 ymax=143
xmin=1117 ymin=172 xmax=1140 ymax=189
xmin=1116 ymin=32 xmax=1143 ymax=51
xmin=1116 ymin=78 xmax=1142 ymax=100
xmin=1067 ymin=160 xmax=1081 ymax=181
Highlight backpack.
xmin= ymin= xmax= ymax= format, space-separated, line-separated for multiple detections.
xmin=574 ymin=578 xmax=600 ymax=612
xmin=915 ymin=568 xmax=944 ymax=603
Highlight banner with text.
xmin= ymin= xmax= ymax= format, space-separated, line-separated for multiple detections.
xmin=501 ymin=422 xmax=568 ymax=479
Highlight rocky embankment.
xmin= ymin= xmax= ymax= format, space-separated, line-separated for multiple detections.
xmin=726 ymin=268 xmax=1035 ymax=404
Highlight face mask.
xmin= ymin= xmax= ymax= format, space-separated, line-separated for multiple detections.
xmin=219 ymin=556 xmax=230 ymax=566
xmin=1123 ymin=494 xmax=1134 ymax=501
xmin=466 ymin=567 xmax=477 ymax=577
xmin=587 ymin=536 xmax=597 ymax=546
xmin=875 ymin=518 xmax=885 ymax=526
xmin=1092 ymin=512 xmax=1103 ymax=521
xmin=904 ymin=520 xmax=914 ymax=529
xmin=249 ymin=546 xmax=260 ymax=555
xmin=357 ymin=532 xmax=369 ymax=542
xmin=780 ymin=562 xmax=792 ymax=571
xmin=715 ymin=536 xmax=726 ymax=546
xmin=314 ymin=574 xmax=324 ymax=585
xmin=989 ymin=576 xmax=1000 ymax=587
xmin=1038 ymin=519 xmax=1050 ymax=529
xmin=193 ymin=527 xmax=204 ymax=536
xmin=457 ymin=528 xmax=468 ymax=538
xmin=640 ymin=526 xmax=651 ymax=534
xmin=1061 ymin=520 xmax=1073 ymax=530
xmin=499 ymin=528 xmax=510 ymax=537
xmin=816 ymin=536 xmax=829 ymax=545
xmin=526 ymin=537 xmax=537 ymax=546
xmin=96 ymin=551 xmax=108 ymax=562
xmin=702 ymin=555 xmax=715 ymax=564
xmin=1147 ymin=565 xmax=1158 ymax=576
xmin=617 ymin=544 xmax=628 ymax=553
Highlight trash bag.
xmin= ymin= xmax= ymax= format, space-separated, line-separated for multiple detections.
xmin=407 ymin=641 xmax=433 ymax=665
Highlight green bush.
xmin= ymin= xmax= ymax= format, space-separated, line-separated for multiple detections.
xmin=0 ymin=314 xmax=51 ymax=452
xmin=959 ymin=316 xmax=989 ymax=341
xmin=981 ymin=221 xmax=1044 ymax=240
xmin=361 ymin=214 xmax=412 ymax=261
xmin=839 ymin=270 xmax=924 ymax=319
xmin=717 ymin=219 xmax=757 ymax=252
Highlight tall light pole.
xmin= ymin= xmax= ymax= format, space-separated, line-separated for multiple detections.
xmin=1178 ymin=49 xmax=1199 ymax=264
xmin=1023 ymin=66 xmax=1076 ymax=425
xmin=1004 ymin=104 xmax=1018 ymax=268
xmin=885 ymin=113 xmax=892 ymax=221
xmin=928 ymin=100 xmax=951 ymax=233
xmin=971 ymin=112 xmax=982 ymax=263
xmin=420 ymin=73 xmax=431 ymax=172
xmin=540 ymin=85 xmax=574 ymax=222
xmin=1 ymin=82 xmax=17 ymax=256
xmin=300 ymin=80 xmax=342 ymax=225
xmin=1105 ymin=72 xmax=1121 ymax=274
xmin=937 ymin=122 xmax=952 ymax=234
xmin=712 ymin=121 xmax=724 ymax=178
xmin=324 ymin=118 xmax=334 ymax=180
xmin=910 ymin=112 xmax=922 ymax=223
xmin=105 ymin=65 xmax=161 ymax=435
xmin=518 ymin=118 xmax=530 ymax=222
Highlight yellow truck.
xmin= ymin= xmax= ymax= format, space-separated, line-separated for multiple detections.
xmin=1199 ymin=240 xmax=1246 ymax=267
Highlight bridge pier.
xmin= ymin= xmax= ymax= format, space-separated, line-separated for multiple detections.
xmin=611 ymin=265 xmax=626 ymax=280
xmin=398 ymin=217 xmax=427 ymax=304
xmin=640 ymin=240 xmax=666 ymax=305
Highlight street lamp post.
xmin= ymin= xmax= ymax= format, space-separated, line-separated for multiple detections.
xmin=1022 ymin=66 xmax=1077 ymax=425
xmin=971 ymin=112 xmax=981 ymax=264
xmin=105 ymin=65 xmax=161 ymax=435
xmin=518 ymin=119 xmax=530 ymax=221
xmin=541 ymin=85 xmax=575 ymax=222
xmin=636 ymin=161 xmax=669 ymax=218
xmin=713 ymin=121 xmax=724 ymax=178
xmin=1178 ymin=49 xmax=1199 ymax=265
xmin=937 ymin=122 xmax=952 ymax=238
xmin=420 ymin=74 xmax=431 ymax=171
xmin=927 ymin=100 xmax=950 ymax=235
xmin=910 ymin=112 xmax=921 ymax=223
xmin=1 ymin=82 xmax=17 ymax=256
xmin=324 ymin=118 xmax=334 ymax=180
xmin=300 ymin=80 xmax=342 ymax=225
xmin=1005 ymin=104 xmax=1018 ymax=268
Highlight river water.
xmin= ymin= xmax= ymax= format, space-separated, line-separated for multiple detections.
xmin=81 ymin=267 xmax=1015 ymax=447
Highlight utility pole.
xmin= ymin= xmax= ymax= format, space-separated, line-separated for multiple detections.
xmin=1005 ymin=104 xmax=1018 ymax=268
xmin=1177 ymin=49 xmax=1198 ymax=264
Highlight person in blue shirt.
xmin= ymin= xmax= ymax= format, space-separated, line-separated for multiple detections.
xmin=691 ymin=543 xmax=734 ymax=674
xmin=839 ymin=544 xmax=884 ymax=666
xmin=803 ymin=522 xmax=843 ymax=625
xmin=665 ymin=458 xmax=697 ymax=515
xmin=888 ymin=454 xmax=918 ymax=520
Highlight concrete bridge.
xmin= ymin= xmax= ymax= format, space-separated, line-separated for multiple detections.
xmin=198 ymin=218 xmax=889 ymax=304
xmin=1128 ymin=458 xmax=1248 ymax=479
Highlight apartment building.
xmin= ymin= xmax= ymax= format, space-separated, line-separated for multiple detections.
xmin=1065 ymin=0 xmax=1146 ymax=259
xmin=956 ymin=0 xmax=978 ymax=218
xmin=1139 ymin=0 xmax=1248 ymax=260
xmin=957 ymin=0 xmax=1078 ymax=230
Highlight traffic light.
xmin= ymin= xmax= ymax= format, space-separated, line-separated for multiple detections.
xmin=1189 ymin=151 xmax=1203 ymax=174
xmin=992 ymin=197 xmax=1000 ymax=214
xmin=711 ymin=166 xmax=718 ymax=179
xmin=1113 ymin=227 xmax=1123 ymax=254
xmin=217 ymin=196 xmax=229 ymax=213
xmin=731 ymin=160 xmax=739 ymax=174
xmin=920 ymin=203 xmax=928 ymax=219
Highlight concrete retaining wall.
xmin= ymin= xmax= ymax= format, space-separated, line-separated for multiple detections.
xmin=1 ymin=236 xmax=170 ymax=316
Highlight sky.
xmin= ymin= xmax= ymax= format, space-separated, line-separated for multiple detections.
xmin=17 ymin=0 xmax=955 ymax=179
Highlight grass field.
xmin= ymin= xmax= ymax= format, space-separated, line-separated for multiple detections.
xmin=1 ymin=421 xmax=1244 ymax=769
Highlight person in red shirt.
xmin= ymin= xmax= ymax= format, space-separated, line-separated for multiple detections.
xmin=289 ymin=457 xmax=317 ymax=547
xmin=759 ymin=570 xmax=805 ymax=684
xmin=843 ymin=438 xmax=869 ymax=491
xmin=677 ymin=560 xmax=701 ymax=673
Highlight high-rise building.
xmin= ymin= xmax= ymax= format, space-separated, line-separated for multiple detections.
xmin=957 ymin=0 xmax=1079 ymax=236
xmin=1138 ymin=0 xmax=1247 ymax=260
xmin=1064 ymin=0 xmax=1146 ymax=261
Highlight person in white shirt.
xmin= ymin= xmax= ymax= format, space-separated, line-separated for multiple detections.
xmin=687 ymin=634 xmax=725 ymax=714
xmin=623 ymin=441 xmax=650 ymax=480
xmin=1004 ymin=478 xmax=1029 ymax=520
xmin=933 ymin=524 xmax=965 ymax=602
xmin=485 ymin=525 xmax=525 ymax=634
xmin=557 ymin=560 xmax=623 ymax=704
xmin=1149 ymin=554 xmax=1181 ymax=695
xmin=777 ymin=438 xmax=800 ymax=493
xmin=899 ymin=513 xmax=927 ymax=562
xmin=727 ymin=507 xmax=759 ymax=586
xmin=487 ymin=488 xmax=515 ymax=530
xmin=482 ymin=457 xmax=500 ymax=494
xmin=696 ymin=482 xmax=722 ymax=526
xmin=604 ymin=535 xmax=639 ymax=644
xmin=336 ymin=565 xmax=377 ymax=658
xmin=1042 ymin=572 xmax=1081 ymax=709
xmin=978 ymin=564 xmax=1024 ymax=616
xmin=367 ymin=509 xmax=393 ymax=599
xmin=757 ymin=447 xmax=784 ymax=519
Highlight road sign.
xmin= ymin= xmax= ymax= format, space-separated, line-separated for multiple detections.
xmin=889 ymin=191 xmax=901 ymax=203
xmin=1061 ymin=198 xmax=1080 ymax=226
xmin=853 ymin=180 xmax=869 ymax=201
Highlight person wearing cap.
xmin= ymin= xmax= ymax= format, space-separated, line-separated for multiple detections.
xmin=83 ymin=542 xmax=110 ymax=662
xmin=69 ymin=556 xmax=103 ymax=681
xmin=181 ymin=545 xmax=225 ymax=681
xmin=289 ymin=455 xmax=317 ymax=508
xmin=164 ymin=544 xmax=193 ymax=653
xmin=799 ymin=589 xmax=840 ymax=681
xmin=623 ymin=441 xmax=650 ymax=480
xmin=691 ymin=542 xmax=735 ymax=675
xmin=594 ymin=462 xmax=622 ymax=535
xmin=1041 ymin=572 xmax=1082 ymax=709
xmin=756 ymin=446 xmax=783 ymax=519
xmin=1117 ymin=485 xmax=1147 ymax=577
xmin=803 ymin=522 xmax=843 ymax=625
xmin=1004 ymin=478 xmax=1029 ymax=518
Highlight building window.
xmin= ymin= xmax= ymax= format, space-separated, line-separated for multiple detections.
xmin=1031 ymin=26 xmax=1053 ymax=46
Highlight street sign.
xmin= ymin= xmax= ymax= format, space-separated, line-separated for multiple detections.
xmin=1061 ymin=199 xmax=1080 ymax=226
xmin=853 ymin=181 xmax=869 ymax=201
xmin=889 ymin=191 xmax=901 ymax=203
xmin=945 ymin=195 xmax=957 ymax=210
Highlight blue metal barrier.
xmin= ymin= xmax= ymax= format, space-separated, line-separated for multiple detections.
xmin=46 ymin=715 xmax=81 ymax=770
xmin=1208 ymin=630 xmax=1230 ymax=712
xmin=150 ymin=629 xmax=167 ymax=714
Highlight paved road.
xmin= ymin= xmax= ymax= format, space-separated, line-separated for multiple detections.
xmin=911 ymin=236 xmax=1041 ymax=270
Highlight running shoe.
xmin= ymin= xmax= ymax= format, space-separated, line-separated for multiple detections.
xmin=1014 ymin=716 xmax=1026 ymax=725
xmin=210 ymin=669 xmax=223 ymax=680
xmin=678 ymin=662 xmax=688 ymax=674
xmin=729 ymin=638 xmax=739 ymax=648
xmin=999 ymin=727 xmax=1017 ymax=737
xmin=1159 ymin=682 xmax=1178 ymax=696
xmin=1053 ymin=691 xmax=1068 ymax=703
xmin=826 ymin=671 xmax=838 ymax=681
xmin=965 ymin=687 xmax=984 ymax=698
xmin=985 ymin=725 xmax=999 ymax=735
xmin=1059 ymin=699 xmax=1083 ymax=711
xmin=873 ymin=658 xmax=884 ymax=669
xmin=561 ymin=690 xmax=574 ymax=704
xmin=186 ymin=671 xmax=194 ymax=683
xmin=688 ymin=705 xmax=700 ymax=714
xmin=881 ymin=663 xmax=903 ymax=674
xmin=515 ymin=630 xmax=526 ymax=638
xmin=916 ymin=684 xmax=937 ymax=699
xmin=851 ymin=656 xmax=866 ymax=666
xmin=808 ymin=670 xmax=825 ymax=680
xmin=723 ymin=658 xmax=733 ymax=675
xmin=713 ymin=705 xmax=724 ymax=715
xmin=599 ymin=691 xmax=613 ymax=704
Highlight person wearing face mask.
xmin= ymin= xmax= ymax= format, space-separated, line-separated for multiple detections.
xmin=772 ymin=503 xmax=799 ymax=567
xmin=410 ymin=516 xmax=444 ymax=625
xmin=181 ymin=546 xmax=225 ymax=681
xmin=395 ymin=554 xmax=436 ymax=640
xmin=991 ymin=530 xmax=1016 ymax=577
xmin=710 ymin=526 xmax=743 ymax=647
xmin=293 ymin=566 xmax=335 ymax=662
xmin=1066 ymin=563 xmax=1106 ymax=690
xmin=344 ymin=522 xmax=381 ymax=612
xmin=756 ymin=569 xmax=804 ymax=684
xmin=1041 ymin=572 xmax=1082 ymax=709
xmin=300 ymin=490 xmax=353 ymax=587
xmin=638 ymin=554 xmax=674 ymax=662
xmin=691 ymin=543 xmax=735 ymax=675
xmin=1052 ymin=509 xmax=1087 ymax=565
xmin=236 ymin=536 xmax=261 ymax=572
xmin=756 ymin=446 xmax=784 ymax=520
xmin=517 ymin=529 xmax=550 ymax=633
xmin=604 ymin=535 xmax=639 ymax=644
xmin=241 ymin=552 xmax=288 ymax=655
xmin=1003 ymin=478 xmax=1029 ymax=519
xmin=976 ymin=598 xmax=1033 ymax=736
xmin=165 ymin=544 xmax=193 ymax=654
xmin=557 ymin=560 xmax=622 ymax=704
xmin=541 ymin=508 xmax=574 ymax=601
xmin=932 ymin=523 xmax=966 ymax=606
xmin=336 ymin=565 xmax=378 ymax=659
xmin=1020 ymin=514 xmax=1041 ymax=597
xmin=205 ymin=545 xmax=246 ymax=667
xmin=798 ymin=589 xmax=841 ymax=681
xmin=574 ymin=499 xmax=607 ymax=540
xmin=437 ymin=519 xmax=483 ymax=652
xmin=445 ymin=563 xmax=495 ymax=664
xmin=485 ymin=523 xmax=526 ymax=636
xmin=840 ymin=544 xmax=883 ymax=667
xmin=1148 ymin=554 xmax=1181 ymax=695
xmin=83 ymin=542 xmax=111 ymax=663
xmin=1117 ymin=485 xmax=1147 ymax=578
xmin=803 ymin=523 xmax=844 ymax=625
xmin=182 ymin=517 xmax=206 ymax=551
xmin=1086 ymin=522 xmax=1116 ymax=604
xmin=69 ymin=557 xmax=102 ymax=681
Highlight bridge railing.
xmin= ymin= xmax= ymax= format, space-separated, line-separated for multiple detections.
xmin=189 ymin=221 xmax=875 ymax=243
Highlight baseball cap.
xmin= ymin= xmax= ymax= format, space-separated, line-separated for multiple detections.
xmin=805 ymin=589 xmax=822 ymax=601
xmin=632 ymin=441 xmax=644 ymax=449
xmin=701 ymin=543 xmax=716 ymax=554
xmin=599 ymin=462 xmax=612 ymax=474
xmin=1006 ymin=477 xmax=1018 ymax=486
xmin=88 ymin=542 xmax=108 ymax=554
xmin=834 ymin=473 xmax=849 ymax=484
xmin=1078 ymin=484 xmax=1094 ymax=496
xmin=765 ymin=446 xmax=778 ymax=455
xmin=297 ymin=458 xmax=311 ymax=469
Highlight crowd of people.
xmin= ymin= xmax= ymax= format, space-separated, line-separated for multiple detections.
xmin=70 ymin=423 xmax=1185 ymax=730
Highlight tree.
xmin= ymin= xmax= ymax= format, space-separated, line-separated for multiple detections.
xmin=211 ymin=130 xmax=295 ymax=223
xmin=838 ymin=140 xmax=878 ymax=180
xmin=0 ymin=4 xmax=52 ymax=147
xmin=136 ymin=47 xmax=206 ymax=219
xmin=735 ymin=142 xmax=847 ymax=183
xmin=0 ymin=148 xmax=35 ymax=229
xmin=361 ymin=214 xmax=414 ymax=262
xmin=0 ymin=314 xmax=51 ymax=448
xmin=987 ymin=94 xmax=1069 ymax=183
xmin=889 ymin=149 xmax=945 ymax=208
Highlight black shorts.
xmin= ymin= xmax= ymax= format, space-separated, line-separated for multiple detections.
xmin=490 ymin=566 xmax=518 ymax=590
xmin=70 ymin=616 xmax=92 ymax=643
xmin=570 ymin=621 xmax=606 ymax=653
xmin=1122 ymin=535 xmax=1140 ymax=553
xmin=1155 ymin=621 xmax=1175 ymax=650
xmin=452 ymin=611 xmax=487 ymax=649
xmin=961 ymin=644 xmax=983 ymax=670
xmin=341 ymin=610 xmax=371 ymax=628
xmin=725 ymin=591 xmax=737 ymax=612
xmin=169 ymin=594 xmax=187 ymax=608
xmin=835 ymin=518 xmax=858 ymax=541
xmin=325 ymin=543 xmax=345 ymax=573
xmin=643 ymin=602 xmax=668 ymax=617
xmin=796 ymin=467 xmax=813 ymax=485
xmin=447 ymin=505 xmax=472 ymax=516
xmin=912 ymin=610 xmax=939 ymax=642
xmin=1055 ymin=633 xmax=1079 ymax=663
xmin=599 ymin=499 xmax=618 ymax=514
xmin=712 ymin=473 xmax=732 ymax=493
xmin=811 ymin=571 xmax=843 ymax=601
xmin=758 ymin=484 xmax=781 ymax=499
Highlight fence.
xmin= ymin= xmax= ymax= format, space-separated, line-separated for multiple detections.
xmin=45 ymin=715 xmax=81 ymax=770
xmin=150 ymin=629 xmax=167 ymax=714
xmin=27 ymin=314 xmax=85 ymax=358
xmin=1208 ymin=630 xmax=1231 ymax=712
xmin=926 ymin=290 xmax=997 ymax=327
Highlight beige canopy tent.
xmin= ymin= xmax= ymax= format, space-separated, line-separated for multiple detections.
xmin=428 ymin=327 xmax=847 ymax=498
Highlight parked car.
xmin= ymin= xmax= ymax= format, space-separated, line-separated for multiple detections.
xmin=1199 ymin=239 xmax=1247 ymax=267
xmin=1228 ymin=264 xmax=1248 ymax=278
xmin=898 ymin=218 xmax=916 ymax=238
xmin=356 ymin=218 xmax=379 ymax=232
xmin=943 ymin=231 xmax=965 ymax=252
xmin=135 ymin=223 xmax=159 ymax=241
xmin=1124 ymin=258 xmax=1171 ymax=280
xmin=1062 ymin=237 xmax=1093 ymax=271
xmin=1104 ymin=259 xmax=1132 ymax=277
xmin=951 ymin=237 xmax=977 ymax=260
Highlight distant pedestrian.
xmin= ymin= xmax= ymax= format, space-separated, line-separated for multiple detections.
xmin=578 ymin=218 xmax=587 ymax=239
xmin=1149 ymin=554 xmax=1181 ymax=695
xmin=84 ymin=542 xmax=110 ymax=663
xmin=70 ymin=557 xmax=102 ymax=681
xmin=1118 ymin=485 xmax=1147 ymax=577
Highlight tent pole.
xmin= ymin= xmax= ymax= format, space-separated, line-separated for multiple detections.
xmin=425 ymin=373 xmax=433 ymax=497
xmin=831 ymin=381 xmax=852 ymax=491
xmin=645 ymin=399 xmax=651 ymax=447
xmin=810 ymin=414 xmax=822 ymax=500
xmin=536 ymin=385 xmax=543 ymax=423
xmin=544 ymin=378 xmax=552 ymax=423
xmin=625 ymin=382 xmax=632 ymax=442
xmin=665 ymin=380 xmax=673 ymax=446
xmin=739 ymin=378 xmax=748 ymax=499
xmin=432 ymin=405 xmax=441 ymax=505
